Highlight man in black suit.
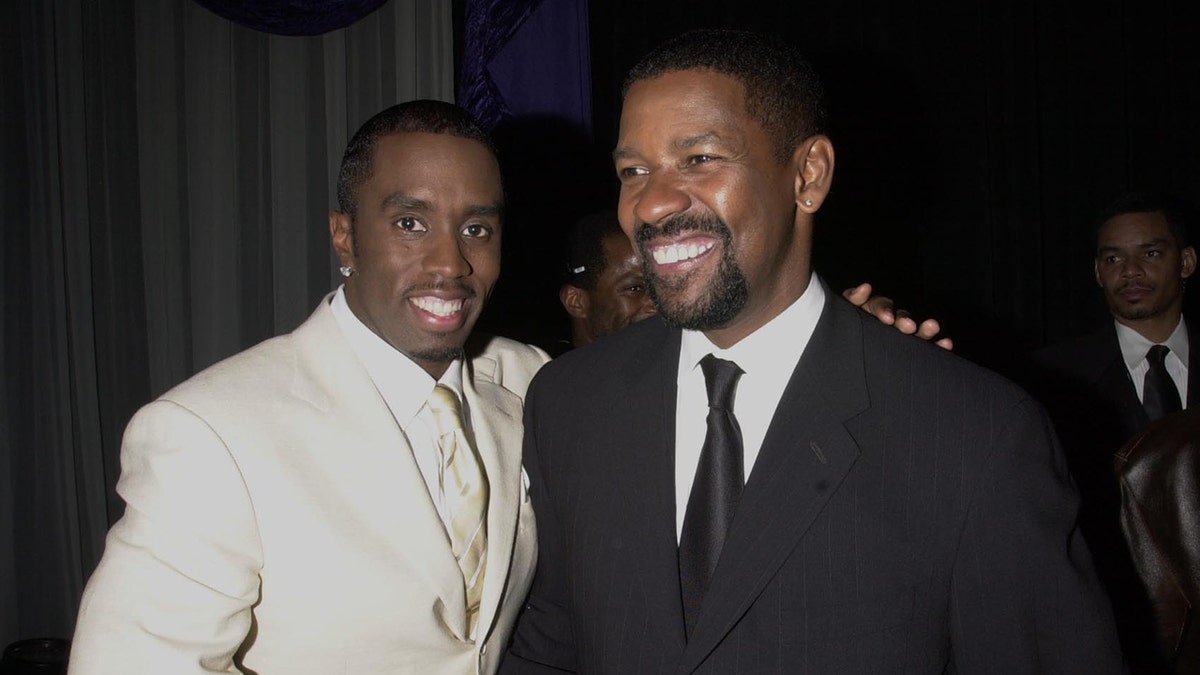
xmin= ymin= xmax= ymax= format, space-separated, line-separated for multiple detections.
xmin=1030 ymin=193 xmax=1197 ymax=672
xmin=503 ymin=29 xmax=1120 ymax=674
xmin=1034 ymin=193 xmax=1197 ymax=452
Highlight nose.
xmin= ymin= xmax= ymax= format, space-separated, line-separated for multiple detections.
xmin=1119 ymin=258 xmax=1144 ymax=278
xmin=425 ymin=230 xmax=472 ymax=279
xmin=628 ymin=171 xmax=690 ymax=229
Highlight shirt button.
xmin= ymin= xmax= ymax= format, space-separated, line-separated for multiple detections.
xmin=481 ymin=644 xmax=488 ymax=655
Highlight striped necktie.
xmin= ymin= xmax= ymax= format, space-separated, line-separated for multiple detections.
xmin=427 ymin=384 xmax=489 ymax=639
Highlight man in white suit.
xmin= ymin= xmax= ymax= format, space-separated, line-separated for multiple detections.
xmin=68 ymin=100 xmax=549 ymax=674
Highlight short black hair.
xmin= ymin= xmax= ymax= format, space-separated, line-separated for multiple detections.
xmin=563 ymin=210 xmax=624 ymax=290
xmin=335 ymin=99 xmax=498 ymax=218
xmin=1096 ymin=191 xmax=1195 ymax=250
xmin=622 ymin=29 xmax=827 ymax=163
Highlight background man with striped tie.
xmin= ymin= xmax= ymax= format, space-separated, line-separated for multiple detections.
xmin=503 ymin=28 xmax=1121 ymax=674
xmin=69 ymin=100 xmax=550 ymax=674
xmin=1030 ymin=192 xmax=1197 ymax=673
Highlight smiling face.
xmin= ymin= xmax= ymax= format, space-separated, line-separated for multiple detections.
xmin=613 ymin=68 xmax=832 ymax=347
xmin=330 ymin=131 xmax=503 ymax=378
xmin=1094 ymin=209 xmax=1195 ymax=339
xmin=562 ymin=230 xmax=658 ymax=347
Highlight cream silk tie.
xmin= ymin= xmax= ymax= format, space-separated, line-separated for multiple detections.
xmin=426 ymin=384 xmax=489 ymax=639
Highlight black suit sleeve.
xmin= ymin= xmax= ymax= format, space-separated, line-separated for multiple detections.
xmin=501 ymin=378 xmax=578 ymax=674
xmin=948 ymin=396 xmax=1124 ymax=672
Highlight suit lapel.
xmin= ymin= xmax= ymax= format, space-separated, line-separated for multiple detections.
xmin=460 ymin=355 xmax=526 ymax=643
xmin=1093 ymin=324 xmax=1151 ymax=437
xmin=1187 ymin=317 xmax=1197 ymax=406
xmin=620 ymin=323 xmax=690 ymax=651
xmin=678 ymin=292 xmax=868 ymax=673
xmin=289 ymin=300 xmax=469 ymax=639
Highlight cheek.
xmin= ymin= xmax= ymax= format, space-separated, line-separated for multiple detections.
xmin=616 ymin=196 xmax=639 ymax=235
xmin=468 ymin=248 xmax=502 ymax=287
xmin=707 ymin=172 xmax=780 ymax=220
xmin=615 ymin=297 xmax=641 ymax=320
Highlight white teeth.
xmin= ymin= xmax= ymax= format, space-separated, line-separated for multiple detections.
xmin=411 ymin=297 xmax=464 ymax=317
xmin=652 ymin=241 xmax=715 ymax=265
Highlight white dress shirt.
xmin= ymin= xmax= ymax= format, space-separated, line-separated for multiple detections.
xmin=674 ymin=273 xmax=825 ymax=539
xmin=330 ymin=286 xmax=467 ymax=532
xmin=1115 ymin=317 xmax=1189 ymax=404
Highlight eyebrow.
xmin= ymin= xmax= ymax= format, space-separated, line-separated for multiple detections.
xmin=612 ymin=146 xmax=638 ymax=163
xmin=612 ymin=132 xmax=727 ymax=162
xmin=1097 ymin=238 xmax=1172 ymax=253
xmin=675 ymin=132 xmax=723 ymax=151
xmin=465 ymin=203 xmax=503 ymax=219
xmin=380 ymin=193 xmax=503 ymax=219
xmin=381 ymin=193 xmax=428 ymax=211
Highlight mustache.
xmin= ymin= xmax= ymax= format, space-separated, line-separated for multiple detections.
xmin=402 ymin=281 xmax=477 ymax=298
xmin=635 ymin=213 xmax=731 ymax=243
xmin=1115 ymin=281 xmax=1152 ymax=292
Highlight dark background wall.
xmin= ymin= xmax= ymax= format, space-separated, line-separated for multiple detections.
xmin=483 ymin=0 xmax=1199 ymax=377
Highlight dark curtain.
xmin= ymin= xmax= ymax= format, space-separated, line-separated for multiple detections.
xmin=1 ymin=0 xmax=452 ymax=648
xmin=457 ymin=0 xmax=600 ymax=350
xmin=588 ymin=1 xmax=1200 ymax=374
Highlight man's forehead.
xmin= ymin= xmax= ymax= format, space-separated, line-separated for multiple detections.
xmin=1098 ymin=211 xmax=1175 ymax=247
xmin=621 ymin=70 xmax=746 ymax=120
xmin=368 ymin=132 xmax=502 ymax=194
xmin=615 ymin=74 xmax=754 ymax=159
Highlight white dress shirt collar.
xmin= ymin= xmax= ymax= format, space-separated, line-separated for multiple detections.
xmin=678 ymin=272 xmax=826 ymax=391
xmin=329 ymin=286 xmax=464 ymax=421
xmin=1114 ymin=316 xmax=1188 ymax=403
xmin=673 ymin=272 xmax=825 ymax=539
xmin=329 ymin=286 xmax=467 ymax=533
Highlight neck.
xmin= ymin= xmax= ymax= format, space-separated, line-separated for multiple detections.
xmin=570 ymin=320 xmax=592 ymax=349
xmin=704 ymin=268 xmax=811 ymax=350
xmin=417 ymin=359 xmax=452 ymax=380
xmin=1118 ymin=307 xmax=1183 ymax=344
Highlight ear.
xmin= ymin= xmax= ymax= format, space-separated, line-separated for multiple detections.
xmin=559 ymin=284 xmax=590 ymax=320
xmin=1182 ymin=245 xmax=1197 ymax=279
xmin=794 ymin=135 xmax=835 ymax=214
xmin=330 ymin=210 xmax=355 ymax=268
xmin=1094 ymin=258 xmax=1103 ymax=287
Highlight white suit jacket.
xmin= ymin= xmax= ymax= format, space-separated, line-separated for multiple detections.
xmin=68 ymin=298 xmax=550 ymax=674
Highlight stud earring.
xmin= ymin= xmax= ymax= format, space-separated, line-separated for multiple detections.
xmin=339 ymin=265 xmax=355 ymax=278
xmin=804 ymin=199 xmax=814 ymax=207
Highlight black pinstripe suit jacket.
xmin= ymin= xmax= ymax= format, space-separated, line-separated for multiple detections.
xmin=504 ymin=284 xmax=1123 ymax=674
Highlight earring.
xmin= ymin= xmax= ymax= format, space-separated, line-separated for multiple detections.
xmin=804 ymin=199 xmax=813 ymax=207
xmin=339 ymin=265 xmax=355 ymax=278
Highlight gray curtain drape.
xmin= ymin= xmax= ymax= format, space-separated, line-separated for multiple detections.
xmin=1 ymin=0 xmax=452 ymax=647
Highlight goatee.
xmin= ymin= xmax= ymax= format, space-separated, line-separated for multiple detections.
xmin=636 ymin=213 xmax=748 ymax=331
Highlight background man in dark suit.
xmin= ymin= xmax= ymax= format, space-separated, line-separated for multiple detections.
xmin=503 ymin=29 xmax=1121 ymax=674
xmin=1030 ymin=193 xmax=1197 ymax=672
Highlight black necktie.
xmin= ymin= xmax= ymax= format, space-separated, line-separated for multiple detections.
xmin=1142 ymin=344 xmax=1182 ymax=421
xmin=679 ymin=354 xmax=744 ymax=639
